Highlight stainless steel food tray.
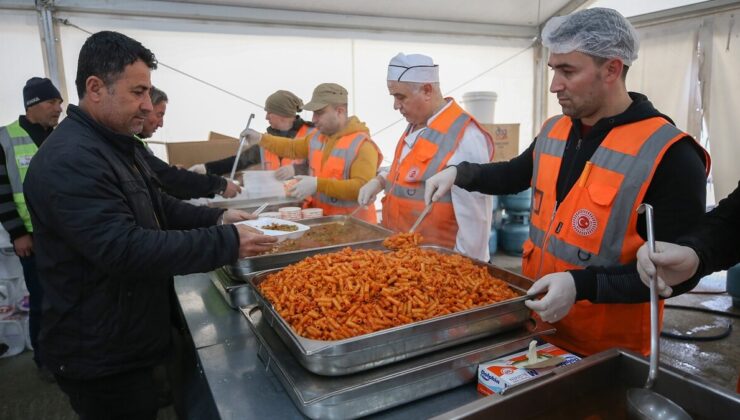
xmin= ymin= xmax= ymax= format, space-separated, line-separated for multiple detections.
xmin=241 ymin=305 xmax=553 ymax=420
xmin=227 ymin=215 xmax=393 ymax=279
xmin=207 ymin=195 xmax=301 ymax=209
xmin=433 ymin=348 xmax=740 ymax=420
xmin=249 ymin=246 xmax=534 ymax=375
xmin=210 ymin=268 xmax=254 ymax=309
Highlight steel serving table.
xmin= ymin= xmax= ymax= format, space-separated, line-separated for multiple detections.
xmin=174 ymin=273 xmax=547 ymax=419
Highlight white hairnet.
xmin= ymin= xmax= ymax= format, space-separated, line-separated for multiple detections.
xmin=542 ymin=8 xmax=639 ymax=66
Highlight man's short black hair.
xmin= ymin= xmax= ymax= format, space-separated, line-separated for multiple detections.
xmin=150 ymin=86 xmax=168 ymax=106
xmin=75 ymin=31 xmax=157 ymax=99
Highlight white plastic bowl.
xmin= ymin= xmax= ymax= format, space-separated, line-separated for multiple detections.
xmin=237 ymin=217 xmax=309 ymax=242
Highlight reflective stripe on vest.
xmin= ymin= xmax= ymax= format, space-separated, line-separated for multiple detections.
xmin=308 ymin=130 xmax=381 ymax=222
xmin=382 ymin=99 xmax=493 ymax=248
xmin=262 ymin=124 xmax=316 ymax=169
xmin=0 ymin=120 xmax=37 ymax=232
xmin=524 ymin=115 xmax=710 ymax=356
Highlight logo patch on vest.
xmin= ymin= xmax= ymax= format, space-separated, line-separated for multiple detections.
xmin=572 ymin=209 xmax=597 ymax=236
xmin=405 ymin=166 xmax=421 ymax=182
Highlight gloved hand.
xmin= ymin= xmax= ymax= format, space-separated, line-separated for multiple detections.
xmin=274 ymin=165 xmax=295 ymax=181
xmin=240 ymin=128 xmax=262 ymax=147
xmin=636 ymin=241 xmax=699 ymax=298
xmin=358 ymin=177 xmax=383 ymax=206
xmin=424 ymin=166 xmax=457 ymax=205
xmin=220 ymin=179 xmax=242 ymax=198
xmin=524 ymin=272 xmax=577 ymax=323
xmin=287 ymin=175 xmax=317 ymax=200
xmin=188 ymin=163 xmax=206 ymax=174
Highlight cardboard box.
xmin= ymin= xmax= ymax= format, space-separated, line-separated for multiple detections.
xmin=145 ymin=131 xmax=239 ymax=168
xmin=482 ymin=123 xmax=520 ymax=162
xmin=477 ymin=342 xmax=580 ymax=395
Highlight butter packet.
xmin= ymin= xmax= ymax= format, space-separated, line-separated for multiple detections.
xmin=477 ymin=341 xmax=581 ymax=395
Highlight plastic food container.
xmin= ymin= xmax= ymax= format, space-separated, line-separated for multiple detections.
xmin=237 ymin=217 xmax=309 ymax=242
xmin=278 ymin=207 xmax=303 ymax=221
xmin=301 ymin=208 xmax=323 ymax=219
xmin=259 ymin=212 xmax=282 ymax=219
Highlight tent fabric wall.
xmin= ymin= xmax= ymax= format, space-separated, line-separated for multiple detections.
xmin=0 ymin=10 xmax=46 ymax=125
xmin=35 ymin=12 xmax=534 ymax=165
xmin=707 ymin=11 xmax=740 ymax=202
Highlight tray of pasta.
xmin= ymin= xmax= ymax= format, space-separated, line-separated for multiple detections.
xmin=248 ymin=245 xmax=534 ymax=376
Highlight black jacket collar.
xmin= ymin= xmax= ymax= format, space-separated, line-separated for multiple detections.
xmin=18 ymin=115 xmax=53 ymax=148
xmin=66 ymin=104 xmax=140 ymax=158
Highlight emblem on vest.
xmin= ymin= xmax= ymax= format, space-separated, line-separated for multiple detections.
xmin=405 ymin=166 xmax=421 ymax=182
xmin=18 ymin=155 xmax=33 ymax=167
xmin=572 ymin=209 xmax=597 ymax=236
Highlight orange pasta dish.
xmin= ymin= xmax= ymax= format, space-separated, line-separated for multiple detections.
xmin=258 ymin=247 xmax=519 ymax=341
xmin=382 ymin=232 xmax=423 ymax=250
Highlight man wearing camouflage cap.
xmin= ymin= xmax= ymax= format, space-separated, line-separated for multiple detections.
xmin=426 ymin=8 xmax=710 ymax=356
xmin=191 ymin=90 xmax=316 ymax=178
xmin=241 ymin=83 xmax=382 ymax=223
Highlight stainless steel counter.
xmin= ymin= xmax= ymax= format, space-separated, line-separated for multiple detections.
xmin=174 ymin=273 xmax=489 ymax=419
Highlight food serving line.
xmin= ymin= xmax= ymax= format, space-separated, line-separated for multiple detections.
xmin=173 ymin=199 xmax=740 ymax=419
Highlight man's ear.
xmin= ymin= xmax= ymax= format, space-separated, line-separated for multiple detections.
xmin=85 ymin=76 xmax=106 ymax=102
xmin=603 ymin=59 xmax=625 ymax=83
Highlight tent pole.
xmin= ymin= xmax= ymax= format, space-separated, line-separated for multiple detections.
xmin=35 ymin=0 xmax=68 ymax=104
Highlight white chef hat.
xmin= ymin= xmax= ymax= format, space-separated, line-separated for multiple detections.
xmin=387 ymin=53 xmax=439 ymax=83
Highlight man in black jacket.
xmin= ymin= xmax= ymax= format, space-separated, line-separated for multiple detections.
xmin=137 ymin=86 xmax=241 ymax=199
xmin=425 ymin=8 xmax=709 ymax=356
xmin=23 ymin=31 xmax=276 ymax=419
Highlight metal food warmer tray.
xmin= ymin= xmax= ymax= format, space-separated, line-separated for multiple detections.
xmin=241 ymin=305 xmax=554 ymax=420
xmin=248 ymin=246 xmax=535 ymax=376
xmin=212 ymin=216 xmax=394 ymax=308
xmin=432 ymin=348 xmax=740 ymax=420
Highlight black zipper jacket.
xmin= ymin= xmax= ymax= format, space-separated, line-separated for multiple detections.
xmin=23 ymin=104 xmax=239 ymax=379
xmin=455 ymin=92 xmax=708 ymax=302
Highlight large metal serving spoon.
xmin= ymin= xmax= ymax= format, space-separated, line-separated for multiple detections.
xmin=627 ymin=204 xmax=692 ymax=420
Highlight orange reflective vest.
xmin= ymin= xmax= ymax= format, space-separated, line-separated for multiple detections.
xmin=523 ymin=115 xmax=710 ymax=356
xmin=262 ymin=123 xmax=316 ymax=170
xmin=307 ymin=130 xmax=382 ymax=223
xmin=382 ymin=99 xmax=494 ymax=247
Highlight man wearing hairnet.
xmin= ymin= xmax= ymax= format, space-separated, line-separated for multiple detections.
xmin=425 ymin=8 xmax=710 ymax=356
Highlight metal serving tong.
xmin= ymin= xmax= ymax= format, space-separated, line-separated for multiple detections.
xmin=229 ymin=113 xmax=256 ymax=182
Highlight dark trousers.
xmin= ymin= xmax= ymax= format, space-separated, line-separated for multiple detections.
xmin=19 ymin=254 xmax=43 ymax=367
xmin=55 ymin=367 xmax=159 ymax=420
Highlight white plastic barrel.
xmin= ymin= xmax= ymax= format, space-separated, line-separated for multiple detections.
xmin=462 ymin=91 xmax=498 ymax=124
xmin=0 ymin=318 xmax=25 ymax=358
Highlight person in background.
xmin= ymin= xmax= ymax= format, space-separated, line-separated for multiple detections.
xmin=190 ymin=90 xmax=316 ymax=179
xmin=357 ymin=53 xmax=494 ymax=262
xmin=0 ymin=76 xmax=63 ymax=382
xmin=137 ymin=86 xmax=241 ymax=199
xmin=240 ymin=83 xmax=382 ymax=222
xmin=635 ymin=181 xmax=740 ymax=298
xmin=23 ymin=31 xmax=276 ymax=419
xmin=424 ymin=8 xmax=710 ymax=357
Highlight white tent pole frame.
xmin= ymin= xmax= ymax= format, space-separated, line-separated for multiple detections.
xmin=35 ymin=0 xmax=69 ymax=105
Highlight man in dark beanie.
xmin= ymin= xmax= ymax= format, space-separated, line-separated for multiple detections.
xmin=189 ymin=89 xmax=316 ymax=177
xmin=0 ymin=76 xmax=63 ymax=382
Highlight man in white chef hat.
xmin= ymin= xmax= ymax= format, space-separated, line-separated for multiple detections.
xmin=358 ymin=53 xmax=495 ymax=261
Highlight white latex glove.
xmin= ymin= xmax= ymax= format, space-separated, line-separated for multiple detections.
xmin=240 ymin=128 xmax=262 ymax=147
xmin=636 ymin=241 xmax=700 ymax=298
xmin=358 ymin=177 xmax=383 ymax=206
xmin=188 ymin=163 xmax=206 ymax=174
xmin=287 ymin=175 xmax=317 ymax=200
xmin=274 ymin=165 xmax=295 ymax=181
xmin=424 ymin=166 xmax=457 ymax=205
xmin=524 ymin=272 xmax=577 ymax=323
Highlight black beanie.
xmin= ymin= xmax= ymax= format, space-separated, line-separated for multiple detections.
xmin=23 ymin=77 xmax=62 ymax=110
